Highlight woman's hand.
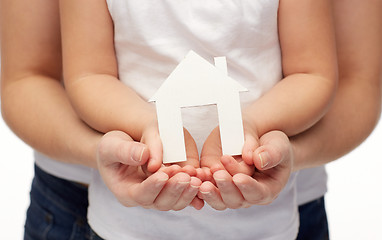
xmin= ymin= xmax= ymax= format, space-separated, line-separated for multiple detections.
xmin=96 ymin=130 xmax=204 ymax=211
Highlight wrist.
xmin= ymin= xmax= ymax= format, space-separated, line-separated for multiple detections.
xmin=241 ymin=109 xmax=260 ymax=137
xmin=135 ymin=104 xmax=158 ymax=141
xmin=74 ymin=129 xmax=102 ymax=169
xmin=290 ymin=139 xmax=301 ymax=172
xmin=290 ymin=134 xmax=321 ymax=172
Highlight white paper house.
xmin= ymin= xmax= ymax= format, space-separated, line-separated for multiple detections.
xmin=149 ymin=51 xmax=248 ymax=163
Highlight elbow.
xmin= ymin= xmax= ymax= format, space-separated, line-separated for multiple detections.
xmin=316 ymin=64 xmax=340 ymax=117
xmin=1 ymin=84 xmax=13 ymax=129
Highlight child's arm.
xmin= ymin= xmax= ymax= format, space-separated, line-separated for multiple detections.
xmin=201 ymin=0 xmax=337 ymax=170
xmin=200 ymin=0 xmax=337 ymax=209
xmin=244 ymin=0 xmax=338 ymax=139
xmin=238 ymin=0 xmax=338 ymax=169
xmin=59 ymin=0 xmax=154 ymax=141
xmin=59 ymin=0 xmax=200 ymax=171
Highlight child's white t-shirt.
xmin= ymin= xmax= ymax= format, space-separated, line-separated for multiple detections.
xmin=88 ymin=1 xmax=311 ymax=239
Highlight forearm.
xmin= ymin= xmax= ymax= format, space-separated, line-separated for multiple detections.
xmin=244 ymin=73 xmax=336 ymax=137
xmin=244 ymin=0 xmax=337 ymax=138
xmin=65 ymin=74 xmax=156 ymax=141
xmin=291 ymin=0 xmax=382 ymax=171
xmin=1 ymin=76 xmax=100 ymax=168
xmin=60 ymin=0 xmax=156 ymax=141
xmin=1 ymin=0 xmax=101 ymax=168
xmin=291 ymin=76 xmax=381 ymax=171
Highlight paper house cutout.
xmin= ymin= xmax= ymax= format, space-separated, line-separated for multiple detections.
xmin=149 ymin=51 xmax=247 ymax=163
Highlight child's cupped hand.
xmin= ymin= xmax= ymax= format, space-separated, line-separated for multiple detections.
xmin=197 ymin=115 xmax=294 ymax=210
xmin=140 ymin=122 xmax=200 ymax=175
xmin=200 ymin=126 xmax=257 ymax=177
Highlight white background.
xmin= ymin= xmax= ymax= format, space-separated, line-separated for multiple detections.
xmin=1 ymin=113 xmax=382 ymax=239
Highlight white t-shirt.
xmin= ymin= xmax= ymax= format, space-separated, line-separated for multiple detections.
xmin=88 ymin=1 xmax=300 ymax=239
xmin=296 ymin=166 xmax=327 ymax=205
xmin=34 ymin=151 xmax=92 ymax=184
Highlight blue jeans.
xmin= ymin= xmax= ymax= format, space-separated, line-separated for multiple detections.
xmin=24 ymin=165 xmax=91 ymax=240
xmin=297 ymin=196 xmax=330 ymax=240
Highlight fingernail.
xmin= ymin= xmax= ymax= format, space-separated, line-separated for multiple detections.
xmin=259 ymin=152 xmax=270 ymax=169
xmin=199 ymin=191 xmax=211 ymax=195
xmin=214 ymin=178 xmax=226 ymax=187
xmin=131 ymin=146 xmax=145 ymax=163
xmin=214 ymin=178 xmax=225 ymax=182
xmin=188 ymin=185 xmax=199 ymax=194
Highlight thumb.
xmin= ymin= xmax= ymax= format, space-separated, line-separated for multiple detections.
xmin=97 ymin=131 xmax=149 ymax=167
xmin=253 ymin=131 xmax=291 ymax=171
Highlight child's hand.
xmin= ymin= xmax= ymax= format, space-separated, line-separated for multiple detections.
xmin=96 ymin=130 xmax=204 ymax=211
xmin=168 ymin=128 xmax=200 ymax=176
xmin=200 ymin=126 xmax=255 ymax=176
xmin=140 ymin=120 xmax=200 ymax=176
xmin=199 ymin=130 xmax=293 ymax=210
xmin=197 ymin=120 xmax=258 ymax=209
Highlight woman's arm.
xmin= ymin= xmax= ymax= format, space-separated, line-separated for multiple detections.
xmin=292 ymin=0 xmax=382 ymax=171
xmin=1 ymin=0 xmax=100 ymax=168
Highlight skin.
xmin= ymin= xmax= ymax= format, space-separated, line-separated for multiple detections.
xmin=1 ymin=0 xmax=380 ymax=214
xmin=1 ymin=0 xmax=100 ymax=168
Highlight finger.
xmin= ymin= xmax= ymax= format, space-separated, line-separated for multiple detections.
xmin=242 ymin=131 xmax=258 ymax=165
xmin=196 ymin=167 xmax=213 ymax=182
xmin=200 ymin=127 xmax=224 ymax=172
xmin=200 ymin=154 xmax=225 ymax=174
xmin=221 ymin=155 xmax=254 ymax=176
xmin=190 ymin=196 xmax=205 ymax=210
xmin=125 ymin=171 xmax=169 ymax=207
xmin=199 ymin=181 xmax=227 ymax=211
xmin=253 ymin=131 xmax=291 ymax=171
xmin=97 ymin=131 xmax=149 ymax=167
xmin=232 ymin=173 xmax=276 ymax=205
xmin=213 ymin=170 xmax=245 ymax=209
xmin=158 ymin=165 xmax=182 ymax=178
xmin=180 ymin=165 xmax=197 ymax=176
xmin=172 ymin=177 xmax=202 ymax=211
xmin=142 ymin=128 xmax=163 ymax=173
xmin=154 ymin=172 xmax=191 ymax=211
xmin=175 ymin=128 xmax=200 ymax=168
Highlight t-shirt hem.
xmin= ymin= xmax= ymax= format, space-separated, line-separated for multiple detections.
xmin=88 ymin=209 xmax=299 ymax=240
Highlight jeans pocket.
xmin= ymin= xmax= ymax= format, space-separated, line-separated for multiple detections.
xmin=24 ymin=198 xmax=54 ymax=240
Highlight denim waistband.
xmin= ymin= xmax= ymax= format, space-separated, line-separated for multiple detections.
xmin=32 ymin=164 xmax=89 ymax=216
